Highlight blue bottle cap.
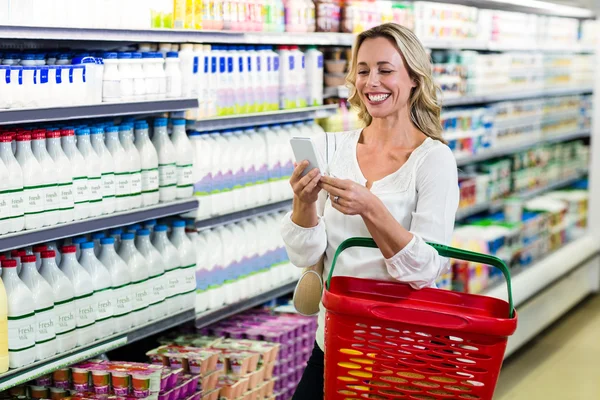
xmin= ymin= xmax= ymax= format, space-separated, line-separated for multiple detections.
xmin=101 ymin=237 xmax=116 ymax=245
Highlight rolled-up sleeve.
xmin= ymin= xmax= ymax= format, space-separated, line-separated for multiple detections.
xmin=384 ymin=144 xmax=459 ymax=289
xmin=280 ymin=212 xmax=328 ymax=268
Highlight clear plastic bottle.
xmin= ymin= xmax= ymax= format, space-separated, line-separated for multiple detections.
xmin=61 ymin=129 xmax=90 ymax=220
xmin=2 ymin=259 xmax=36 ymax=368
xmin=90 ymin=127 xmax=116 ymax=215
xmin=59 ymin=245 xmax=97 ymax=347
xmin=46 ymin=130 xmax=75 ymax=223
xmin=117 ymin=52 xmax=134 ymax=101
xmin=15 ymin=134 xmax=45 ymax=230
xmin=152 ymin=225 xmax=182 ymax=314
xmin=79 ymin=242 xmax=114 ymax=337
xmin=130 ymin=52 xmax=146 ymax=101
xmin=119 ymin=124 xmax=142 ymax=209
xmin=105 ymin=126 xmax=130 ymax=212
xmin=91 ymin=232 xmax=105 ymax=257
xmin=155 ymin=53 xmax=167 ymax=99
xmin=134 ymin=121 xmax=160 ymax=207
xmin=98 ymin=238 xmax=133 ymax=331
xmin=152 ymin=118 xmax=177 ymax=202
xmin=169 ymin=220 xmax=196 ymax=309
xmin=142 ymin=52 xmax=158 ymax=100
xmin=31 ymin=131 xmax=60 ymax=227
xmin=19 ymin=255 xmax=57 ymax=361
xmin=0 ymin=134 xmax=24 ymax=233
xmin=118 ymin=233 xmax=151 ymax=326
xmin=32 ymin=245 xmax=47 ymax=270
xmin=135 ymin=229 xmax=167 ymax=320
xmin=171 ymin=119 xmax=194 ymax=199
xmin=102 ymin=52 xmax=121 ymax=103
xmin=76 ymin=129 xmax=103 ymax=217
xmin=165 ymin=52 xmax=182 ymax=98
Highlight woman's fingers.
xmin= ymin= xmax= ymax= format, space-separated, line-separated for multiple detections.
xmin=319 ymin=181 xmax=345 ymax=197
xmin=301 ymin=172 xmax=322 ymax=196
xmin=290 ymin=160 xmax=309 ymax=183
xmin=320 ymin=175 xmax=351 ymax=189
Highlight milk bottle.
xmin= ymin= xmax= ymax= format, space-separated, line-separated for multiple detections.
xmin=119 ymin=124 xmax=142 ymax=209
xmin=90 ymin=127 xmax=116 ymax=215
xmin=152 ymin=225 xmax=183 ymax=314
xmin=76 ymin=129 xmax=103 ymax=217
xmin=59 ymin=246 xmax=97 ymax=346
xmin=2 ymin=259 xmax=36 ymax=368
xmin=72 ymin=236 xmax=87 ymax=260
xmin=19 ymin=255 xmax=57 ymax=360
xmin=171 ymin=119 xmax=194 ymax=199
xmin=203 ymin=228 xmax=225 ymax=309
xmin=212 ymin=131 xmax=234 ymax=214
xmin=249 ymin=127 xmax=269 ymax=205
xmin=91 ymin=232 xmax=105 ymax=257
xmin=290 ymin=46 xmax=307 ymax=107
xmin=278 ymin=46 xmax=295 ymax=109
xmin=190 ymin=227 xmax=209 ymax=313
xmin=79 ymin=242 xmax=114 ymax=337
xmin=229 ymin=223 xmax=247 ymax=300
xmin=305 ymin=46 xmax=323 ymax=106
xmin=32 ymin=245 xmax=47 ymax=270
xmin=169 ymin=220 xmax=196 ymax=310
xmin=30 ymin=131 xmax=60 ymax=227
xmin=46 ymin=130 xmax=75 ymax=223
xmin=105 ymin=126 xmax=130 ymax=212
xmin=0 ymin=152 xmax=11 ymax=235
xmin=226 ymin=131 xmax=246 ymax=211
xmin=118 ymin=233 xmax=150 ymax=326
xmin=191 ymin=132 xmax=213 ymax=219
xmin=62 ymin=129 xmax=90 ymax=220
xmin=0 ymin=134 xmax=25 ymax=233
xmin=152 ymin=118 xmax=177 ymax=202
xmin=98 ymin=238 xmax=133 ymax=331
xmin=15 ymin=134 xmax=46 ymax=230
xmin=237 ymin=130 xmax=256 ymax=208
xmin=215 ymin=226 xmax=236 ymax=305
xmin=135 ymin=229 xmax=167 ymax=320
xmin=134 ymin=121 xmax=159 ymax=207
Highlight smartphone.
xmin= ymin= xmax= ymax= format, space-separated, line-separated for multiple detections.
xmin=290 ymin=137 xmax=324 ymax=177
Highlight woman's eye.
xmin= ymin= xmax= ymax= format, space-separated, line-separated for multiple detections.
xmin=380 ymin=70 xmax=392 ymax=74
xmin=357 ymin=70 xmax=369 ymax=75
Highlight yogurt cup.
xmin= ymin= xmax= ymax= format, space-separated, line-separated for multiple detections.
xmin=29 ymin=386 xmax=49 ymax=399
xmin=49 ymin=387 xmax=68 ymax=400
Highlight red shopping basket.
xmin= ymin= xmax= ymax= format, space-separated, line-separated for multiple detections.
xmin=323 ymin=238 xmax=517 ymax=400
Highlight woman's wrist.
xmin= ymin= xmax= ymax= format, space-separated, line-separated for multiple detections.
xmin=292 ymin=195 xmax=319 ymax=228
xmin=360 ymin=194 xmax=385 ymax=222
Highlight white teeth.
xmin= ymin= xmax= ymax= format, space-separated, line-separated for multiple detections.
xmin=367 ymin=94 xmax=390 ymax=102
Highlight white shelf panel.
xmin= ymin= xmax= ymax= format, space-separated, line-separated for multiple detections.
xmin=0 ymin=98 xmax=198 ymax=126
xmin=483 ymin=235 xmax=600 ymax=307
xmin=195 ymin=200 xmax=292 ymax=231
xmin=443 ymin=87 xmax=594 ymax=107
xmin=323 ymin=86 xmax=350 ymax=99
xmin=0 ymin=198 xmax=199 ymax=252
xmin=190 ymin=105 xmax=338 ymax=131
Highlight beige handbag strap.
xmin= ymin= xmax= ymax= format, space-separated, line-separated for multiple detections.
xmin=316 ymin=132 xmax=337 ymax=217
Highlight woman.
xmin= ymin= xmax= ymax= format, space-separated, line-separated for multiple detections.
xmin=281 ymin=23 xmax=460 ymax=398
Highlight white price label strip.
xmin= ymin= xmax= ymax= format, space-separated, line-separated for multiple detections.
xmin=0 ymin=337 xmax=127 ymax=391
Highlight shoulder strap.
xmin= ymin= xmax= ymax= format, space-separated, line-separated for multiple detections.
xmin=316 ymin=132 xmax=337 ymax=216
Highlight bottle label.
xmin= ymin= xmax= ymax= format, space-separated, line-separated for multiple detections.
xmin=102 ymin=80 xmax=120 ymax=101
xmin=10 ymin=189 xmax=25 ymax=218
xmin=132 ymin=280 xmax=149 ymax=312
xmin=130 ymin=171 xmax=142 ymax=195
xmin=75 ymin=292 xmax=97 ymax=329
xmin=73 ymin=177 xmax=89 ymax=204
xmin=8 ymin=313 xmax=36 ymax=352
xmin=159 ymin=163 xmax=177 ymax=187
xmin=89 ymin=176 xmax=103 ymax=202
xmin=181 ymin=263 xmax=197 ymax=292
xmin=113 ymin=284 xmax=132 ymax=317
xmin=193 ymin=172 xmax=212 ymax=196
xmin=24 ymin=186 xmax=45 ymax=215
xmin=150 ymin=273 xmax=167 ymax=305
xmin=177 ymin=164 xmax=194 ymax=188
xmin=115 ymin=172 xmax=130 ymax=198
xmin=102 ymin=173 xmax=116 ymax=198
xmin=34 ymin=307 xmax=56 ymax=344
xmin=95 ymin=288 xmax=114 ymax=322
xmin=55 ymin=299 xmax=77 ymax=335
xmin=165 ymin=268 xmax=180 ymax=298
xmin=0 ymin=189 xmax=13 ymax=221
xmin=59 ymin=182 xmax=75 ymax=210
xmin=142 ymin=168 xmax=159 ymax=193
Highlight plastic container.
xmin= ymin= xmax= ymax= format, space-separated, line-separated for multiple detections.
xmin=136 ymin=229 xmax=168 ymax=320
xmin=134 ymin=121 xmax=160 ymax=207
xmin=118 ymin=233 xmax=151 ymax=326
xmin=46 ymin=130 xmax=75 ymax=223
xmin=171 ymin=119 xmax=194 ymax=199
xmin=98 ymin=238 xmax=133 ymax=331
xmin=31 ymin=131 xmax=60 ymax=227
xmin=0 ymin=134 xmax=25 ymax=233
xmin=76 ymin=129 xmax=103 ymax=217
xmin=102 ymin=52 xmax=121 ymax=102
xmin=105 ymin=126 xmax=131 ymax=212
xmin=61 ymin=129 xmax=90 ymax=220
xmin=169 ymin=220 xmax=197 ymax=309
xmin=165 ymin=52 xmax=183 ymax=98
xmin=90 ymin=127 xmax=116 ymax=215
xmin=119 ymin=124 xmax=143 ymax=209
xmin=152 ymin=118 xmax=177 ymax=202
xmin=153 ymin=224 xmax=183 ymax=313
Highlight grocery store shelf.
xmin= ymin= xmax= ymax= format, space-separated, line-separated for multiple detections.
xmin=455 ymin=172 xmax=586 ymax=220
xmin=0 ymin=198 xmax=199 ymax=252
xmin=455 ymin=130 xmax=591 ymax=166
xmin=443 ymin=87 xmax=594 ymax=107
xmin=0 ymin=98 xmax=198 ymax=126
xmin=429 ymin=0 xmax=594 ymax=18
xmin=190 ymin=105 xmax=338 ymax=131
xmin=0 ymin=308 xmax=196 ymax=391
xmin=324 ymin=86 xmax=350 ymax=99
xmin=0 ymin=26 xmax=355 ymax=45
xmin=195 ymin=200 xmax=292 ymax=230
xmin=195 ymin=279 xmax=297 ymax=329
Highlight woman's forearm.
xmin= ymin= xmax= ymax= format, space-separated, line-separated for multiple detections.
xmin=291 ymin=195 xmax=319 ymax=228
xmin=361 ymin=197 xmax=414 ymax=259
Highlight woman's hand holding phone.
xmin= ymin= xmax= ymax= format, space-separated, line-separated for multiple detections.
xmin=290 ymin=160 xmax=322 ymax=205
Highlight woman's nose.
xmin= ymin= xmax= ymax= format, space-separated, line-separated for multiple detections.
xmin=367 ymin=71 xmax=380 ymax=87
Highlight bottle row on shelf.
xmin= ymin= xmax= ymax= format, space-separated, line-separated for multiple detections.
xmin=438 ymin=184 xmax=589 ymax=295
xmin=442 ymin=94 xmax=592 ymax=159
xmin=0 ymin=117 xmax=195 ymax=235
xmin=457 ymin=140 xmax=588 ymax=216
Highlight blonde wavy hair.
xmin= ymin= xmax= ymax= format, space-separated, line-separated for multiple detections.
xmin=346 ymin=23 xmax=445 ymax=144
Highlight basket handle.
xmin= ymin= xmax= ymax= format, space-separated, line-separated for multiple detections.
xmin=325 ymin=237 xmax=514 ymax=319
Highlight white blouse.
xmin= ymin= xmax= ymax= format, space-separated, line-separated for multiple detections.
xmin=280 ymin=129 xmax=460 ymax=351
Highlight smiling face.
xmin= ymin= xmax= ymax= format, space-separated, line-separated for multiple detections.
xmin=355 ymin=36 xmax=416 ymax=121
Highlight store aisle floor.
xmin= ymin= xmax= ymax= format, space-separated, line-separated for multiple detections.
xmin=494 ymin=294 xmax=600 ymax=399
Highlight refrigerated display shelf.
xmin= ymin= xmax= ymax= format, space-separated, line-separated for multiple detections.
xmin=0 ymin=308 xmax=196 ymax=391
xmin=189 ymin=105 xmax=338 ymax=131
xmin=455 ymin=172 xmax=587 ymax=220
xmin=195 ymin=279 xmax=298 ymax=329
xmin=455 ymin=130 xmax=591 ymax=166
xmin=0 ymin=98 xmax=199 ymax=126
xmin=0 ymin=198 xmax=199 ymax=252
xmin=195 ymin=200 xmax=293 ymax=230
xmin=443 ymin=87 xmax=593 ymax=107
